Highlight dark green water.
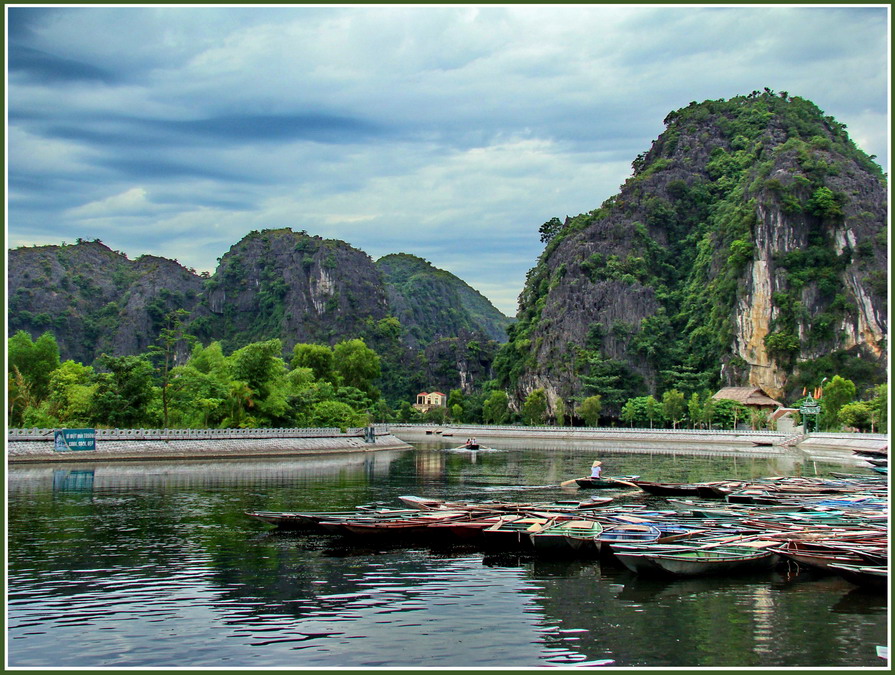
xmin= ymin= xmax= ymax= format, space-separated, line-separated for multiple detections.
xmin=6 ymin=441 xmax=888 ymax=668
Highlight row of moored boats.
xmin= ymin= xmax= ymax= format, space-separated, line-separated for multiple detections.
xmin=245 ymin=473 xmax=888 ymax=588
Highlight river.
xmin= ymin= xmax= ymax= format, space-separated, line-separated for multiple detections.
xmin=6 ymin=439 xmax=888 ymax=668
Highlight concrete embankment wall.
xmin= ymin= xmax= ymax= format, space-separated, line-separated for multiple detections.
xmin=390 ymin=424 xmax=888 ymax=464
xmin=7 ymin=427 xmax=411 ymax=464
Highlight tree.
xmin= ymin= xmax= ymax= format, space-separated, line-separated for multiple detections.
xmin=687 ymin=392 xmax=703 ymax=429
xmin=868 ymin=384 xmax=887 ymax=433
xmin=539 ymin=217 xmax=563 ymax=244
xmin=8 ymin=330 xmax=61 ymax=403
xmin=620 ymin=399 xmax=638 ymax=427
xmin=522 ymin=389 xmax=549 ymax=426
xmin=483 ymin=390 xmax=510 ymax=424
xmin=662 ymin=389 xmax=686 ymax=428
xmin=47 ymin=360 xmax=96 ymax=426
xmin=332 ymin=338 xmax=381 ymax=398
xmin=578 ymin=395 xmax=602 ymax=427
xmin=89 ymin=354 xmax=156 ymax=428
xmin=147 ymin=309 xmax=196 ymax=428
xmin=701 ymin=393 xmax=717 ymax=429
xmin=309 ymin=400 xmax=365 ymax=429
xmin=837 ymin=402 xmax=873 ymax=432
xmin=712 ymin=399 xmax=748 ymax=429
xmin=229 ymin=339 xmax=286 ymax=400
xmin=644 ymin=395 xmax=663 ymax=429
xmin=290 ymin=343 xmax=335 ymax=382
xmin=820 ymin=375 xmax=856 ymax=430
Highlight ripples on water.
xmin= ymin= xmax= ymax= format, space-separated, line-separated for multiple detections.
xmin=7 ymin=444 xmax=889 ymax=668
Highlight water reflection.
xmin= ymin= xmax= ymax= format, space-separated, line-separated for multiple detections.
xmin=7 ymin=440 xmax=887 ymax=668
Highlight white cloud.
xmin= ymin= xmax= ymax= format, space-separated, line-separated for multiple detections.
xmin=7 ymin=5 xmax=890 ymax=318
xmin=67 ymin=187 xmax=155 ymax=219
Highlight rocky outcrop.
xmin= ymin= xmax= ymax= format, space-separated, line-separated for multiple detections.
xmin=377 ymin=253 xmax=512 ymax=347
xmin=500 ymin=92 xmax=887 ymax=413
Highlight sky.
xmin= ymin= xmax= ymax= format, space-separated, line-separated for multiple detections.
xmin=6 ymin=4 xmax=890 ymax=317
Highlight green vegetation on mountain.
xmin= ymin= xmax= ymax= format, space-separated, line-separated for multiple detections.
xmin=495 ymin=90 xmax=887 ymax=417
xmin=376 ymin=253 xmax=512 ymax=345
xmin=8 ymin=229 xmax=512 ymax=407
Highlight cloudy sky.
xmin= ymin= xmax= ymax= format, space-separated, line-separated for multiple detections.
xmin=6 ymin=5 xmax=889 ymax=316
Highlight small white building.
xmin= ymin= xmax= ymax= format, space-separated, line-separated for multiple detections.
xmin=413 ymin=391 xmax=447 ymax=413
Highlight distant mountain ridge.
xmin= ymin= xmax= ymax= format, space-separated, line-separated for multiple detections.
xmin=376 ymin=253 xmax=512 ymax=346
xmin=8 ymin=229 xmax=512 ymax=401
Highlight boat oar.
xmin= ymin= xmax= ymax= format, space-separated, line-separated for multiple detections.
xmin=610 ymin=479 xmax=642 ymax=490
xmin=560 ymin=477 xmax=586 ymax=487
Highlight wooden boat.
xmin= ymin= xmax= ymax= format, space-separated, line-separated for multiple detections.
xmin=481 ymin=517 xmax=553 ymax=549
xmin=245 ymin=508 xmax=418 ymax=529
xmin=426 ymin=514 xmax=523 ymax=541
xmin=597 ymin=524 xmax=661 ymax=555
xmin=318 ymin=511 xmax=471 ymax=537
xmin=574 ymin=475 xmax=641 ymax=489
xmin=614 ymin=545 xmax=779 ymax=577
xmin=766 ymin=540 xmax=866 ymax=572
xmin=529 ymin=519 xmax=604 ymax=555
xmin=828 ymin=563 xmax=888 ymax=589
xmin=629 ymin=480 xmax=703 ymax=497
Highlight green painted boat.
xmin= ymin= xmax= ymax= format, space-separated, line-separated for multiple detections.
xmin=614 ymin=545 xmax=779 ymax=577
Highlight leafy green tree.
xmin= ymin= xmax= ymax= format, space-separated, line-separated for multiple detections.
xmin=701 ymin=392 xmax=717 ymax=429
xmin=687 ymin=392 xmax=703 ymax=429
xmin=578 ymin=395 xmax=602 ymax=427
xmin=820 ymin=375 xmax=857 ymax=430
xmin=483 ymin=390 xmax=510 ymax=424
xmin=539 ymin=216 xmax=563 ymax=244
xmin=332 ymin=338 xmax=381 ymax=398
xmin=451 ymin=403 xmax=463 ymax=421
xmin=837 ymin=402 xmax=873 ymax=432
xmin=620 ymin=399 xmax=638 ymax=427
xmin=522 ymin=388 xmax=549 ymax=426
xmin=868 ymin=384 xmax=887 ymax=432
xmin=807 ymin=186 xmax=843 ymax=219
xmin=309 ymin=400 xmax=365 ymax=429
xmin=147 ymin=309 xmax=196 ymax=427
xmin=47 ymin=360 xmax=96 ymax=426
xmin=712 ymin=399 xmax=748 ymax=429
xmin=290 ymin=343 xmax=335 ymax=382
xmin=89 ymin=354 xmax=156 ymax=428
xmin=229 ymin=339 xmax=286 ymax=399
xmin=662 ymin=389 xmax=686 ymax=428
xmin=644 ymin=395 xmax=663 ymax=429
xmin=8 ymin=330 xmax=61 ymax=402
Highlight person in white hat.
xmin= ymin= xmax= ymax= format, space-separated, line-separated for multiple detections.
xmin=590 ymin=460 xmax=603 ymax=479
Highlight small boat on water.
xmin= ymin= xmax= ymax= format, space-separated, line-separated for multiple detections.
xmin=828 ymin=563 xmax=888 ymax=589
xmin=629 ymin=480 xmax=704 ymax=497
xmin=529 ymin=519 xmax=604 ymax=555
xmin=574 ymin=475 xmax=641 ymax=489
xmin=245 ymin=508 xmax=419 ymax=529
xmin=613 ymin=545 xmax=779 ymax=577
xmin=767 ymin=540 xmax=866 ymax=572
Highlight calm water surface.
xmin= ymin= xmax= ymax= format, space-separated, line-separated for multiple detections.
xmin=7 ymin=441 xmax=889 ymax=668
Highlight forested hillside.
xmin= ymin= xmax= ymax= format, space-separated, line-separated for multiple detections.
xmin=494 ymin=90 xmax=887 ymax=418
xmin=8 ymin=229 xmax=512 ymax=405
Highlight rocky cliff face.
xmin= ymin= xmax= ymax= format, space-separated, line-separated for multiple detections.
xmin=377 ymin=253 xmax=512 ymax=347
xmin=8 ymin=241 xmax=204 ymax=365
xmin=499 ymin=92 xmax=887 ymax=413
xmin=8 ymin=229 xmax=512 ymax=403
xmin=194 ymin=229 xmax=391 ymax=351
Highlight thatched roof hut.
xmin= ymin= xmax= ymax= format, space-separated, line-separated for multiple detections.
xmin=711 ymin=387 xmax=783 ymax=409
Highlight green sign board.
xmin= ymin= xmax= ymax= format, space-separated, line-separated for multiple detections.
xmin=54 ymin=428 xmax=96 ymax=452
xmin=799 ymin=406 xmax=821 ymax=415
